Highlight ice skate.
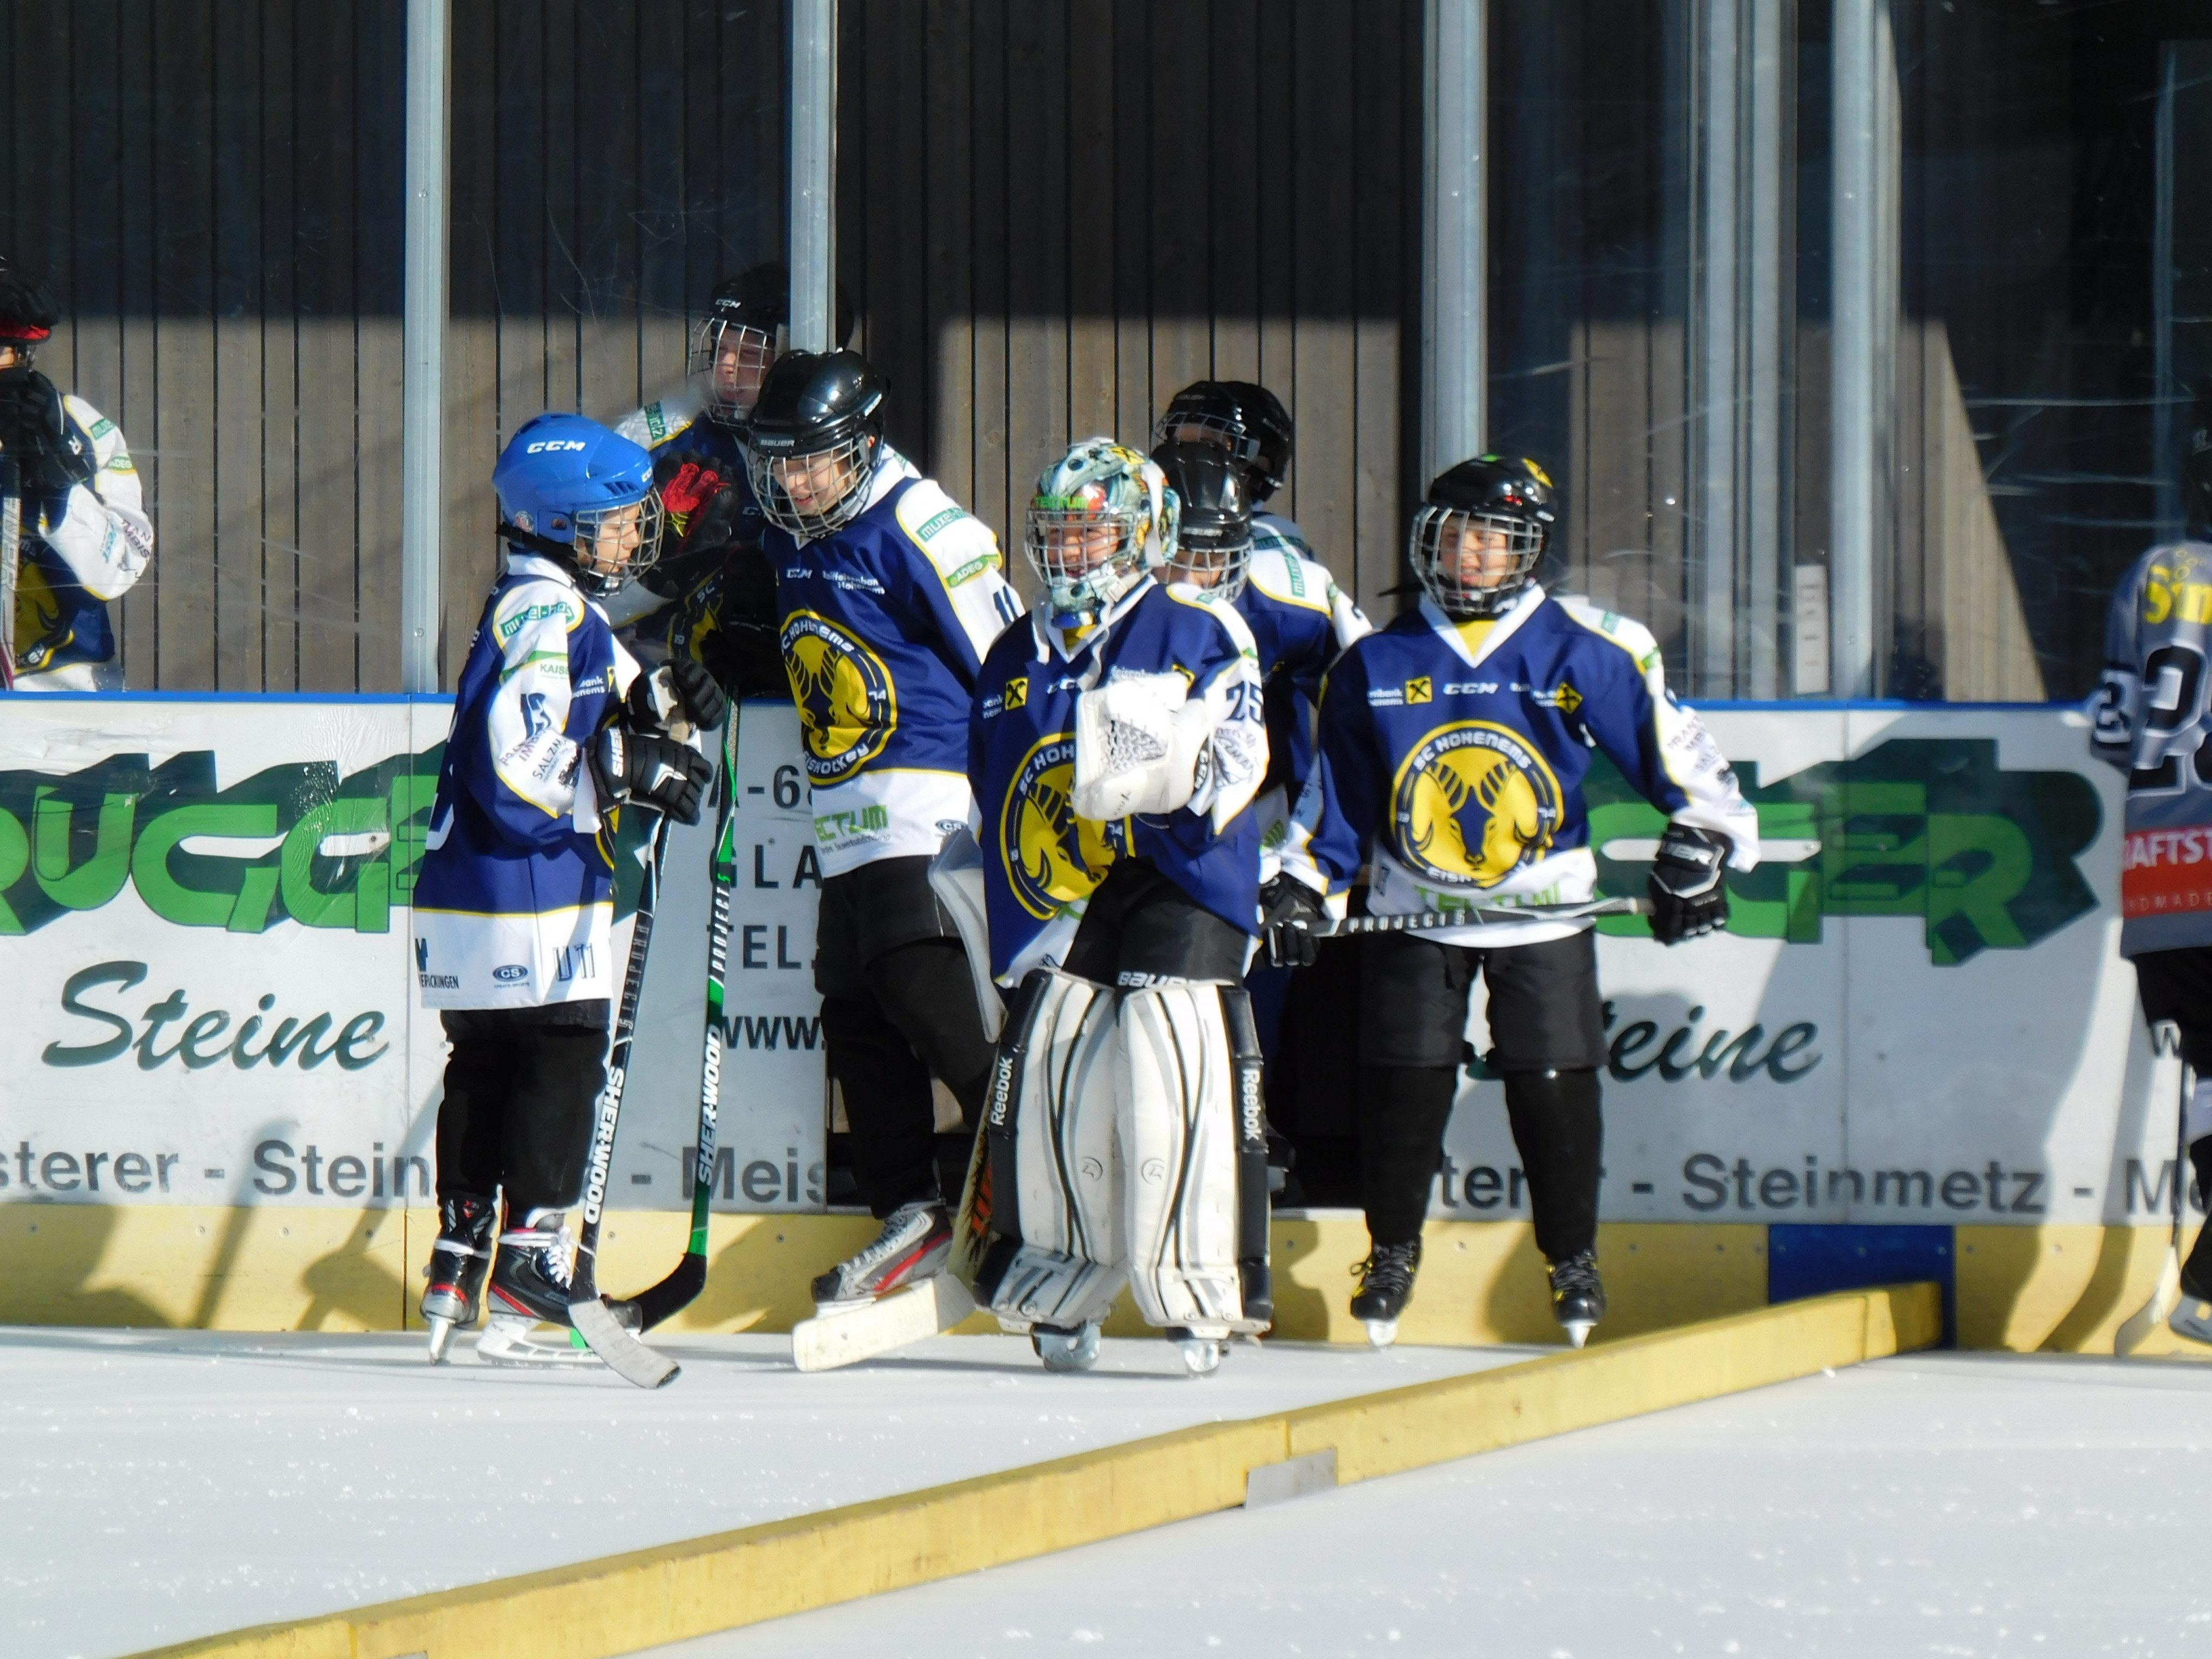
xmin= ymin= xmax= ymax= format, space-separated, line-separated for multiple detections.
xmin=1031 ymin=1320 xmax=1102 ymax=1373
xmin=420 ymin=1191 xmax=497 ymax=1365
xmin=1168 ymin=1326 xmax=1230 ymax=1377
xmin=1549 ymin=1249 xmax=1606 ymax=1348
xmin=809 ymin=1199 xmax=953 ymax=1314
xmin=2169 ymin=1243 xmax=2212 ymax=1346
xmin=1350 ymin=1239 xmax=1422 ymax=1349
xmin=477 ymin=1211 xmax=602 ymax=1368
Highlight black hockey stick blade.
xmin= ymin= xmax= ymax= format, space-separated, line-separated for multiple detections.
xmin=1327 ymin=895 xmax=1653 ymax=935
xmin=618 ymin=1251 xmax=707 ymax=1334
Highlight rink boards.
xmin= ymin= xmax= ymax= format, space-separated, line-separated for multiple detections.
xmin=0 ymin=692 xmax=2200 ymax=1354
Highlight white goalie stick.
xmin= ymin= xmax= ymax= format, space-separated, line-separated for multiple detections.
xmin=1 ymin=450 xmax=19 ymax=690
xmin=1326 ymin=895 xmax=1654 ymax=934
xmin=2115 ymin=1021 xmax=2191 ymax=1357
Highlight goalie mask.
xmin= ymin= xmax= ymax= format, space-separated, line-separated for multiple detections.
xmin=686 ymin=263 xmax=857 ymax=427
xmin=1025 ymin=439 xmax=1179 ymax=629
xmin=745 ymin=349 xmax=888 ymax=542
xmin=493 ymin=413 xmax=665 ymax=598
xmin=1152 ymin=380 xmax=1293 ymax=504
xmin=1153 ymin=441 xmax=1254 ymax=600
xmin=1409 ymin=455 xmax=1556 ymax=619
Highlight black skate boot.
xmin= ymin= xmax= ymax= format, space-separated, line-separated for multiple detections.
xmin=810 ymin=1199 xmax=953 ymax=1313
xmin=1350 ymin=1239 xmax=1422 ymax=1348
xmin=421 ymin=1191 xmax=498 ymax=1364
xmin=1548 ymin=1249 xmax=1607 ymax=1348
xmin=2169 ymin=1214 xmax=2212 ymax=1346
xmin=480 ymin=1210 xmax=598 ymax=1366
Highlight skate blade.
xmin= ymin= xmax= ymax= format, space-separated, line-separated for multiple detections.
xmin=1360 ymin=1317 xmax=1399 ymax=1349
xmin=1033 ymin=1328 xmax=1101 ymax=1374
xmin=426 ymin=1317 xmax=457 ymax=1365
xmin=1174 ymin=1338 xmax=1226 ymax=1377
xmin=791 ymin=1275 xmax=976 ymax=1373
xmin=475 ymin=1320 xmax=603 ymax=1367
xmin=2168 ymin=1298 xmax=2212 ymax=1347
xmin=1561 ymin=1319 xmax=1595 ymax=1350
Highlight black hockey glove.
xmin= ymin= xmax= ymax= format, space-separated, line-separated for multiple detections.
xmin=0 ymin=366 xmax=93 ymax=500
xmin=1647 ymin=823 xmax=1732 ymax=945
xmin=622 ymin=654 xmax=730 ymax=737
xmin=590 ymin=726 xmax=712 ymax=826
xmin=1258 ymin=874 xmax=1328 ymax=969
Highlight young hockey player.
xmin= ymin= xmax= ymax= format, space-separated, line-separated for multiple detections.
xmin=0 ymin=258 xmax=154 ymax=690
xmin=606 ymin=265 xmax=855 ymax=698
xmin=2089 ymin=415 xmax=2212 ymax=1346
xmin=966 ymin=439 xmax=1271 ymax=1375
xmin=412 ymin=413 xmax=720 ymax=1364
xmin=748 ymin=349 xmax=1022 ymax=1314
xmin=1151 ymin=436 xmax=1371 ymax=1068
xmin=1271 ymin=455 xmax=1757 ymax=1347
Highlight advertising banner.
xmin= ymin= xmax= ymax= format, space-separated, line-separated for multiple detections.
xmin=0 ymin=694 xmax=2181 ymax=1228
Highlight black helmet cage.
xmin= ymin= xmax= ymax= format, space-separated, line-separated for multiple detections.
xmin=688 ymin=313 xmax=783 ymax=426
xmin=503 ymin=490 xmax=669 ymax=599
xmin=1409 ymin=504 xmax=1549 ymax=619
xmin=747 ymin=427 xmax=880 ymax=541
xmin=1155 ymin=441 xmax=1256 ymax=599
xmin=1152 ymin=381 xmax=1293 ymax=503
xmin=744 ymin=351 xmax=888 ymax=542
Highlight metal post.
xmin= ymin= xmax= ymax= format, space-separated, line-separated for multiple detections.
xmin=1422 ymin=0 xmax=1485 ymax=484
xmin=789 ymin=0 xmax=838 ymax=354
xmin=1691 ymin=0 xmax=1791 ymax=700
xmin=1829 ymin=0 xmax=1897 ymax=700
xmin=400 ymin=0 xmax=449 ymax=694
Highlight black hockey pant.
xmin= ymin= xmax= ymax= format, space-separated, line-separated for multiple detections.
xmin=435 ymin=1003 xmax=609 ymax=1217
xmin=1357 ymin=929 xmax=1607 ymax=1263
xmin=817 ymin=857 xmax=997 ymax=1218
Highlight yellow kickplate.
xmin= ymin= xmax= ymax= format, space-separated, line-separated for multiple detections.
xmin=130 ymin=1283 xmax=1937 ymax=1659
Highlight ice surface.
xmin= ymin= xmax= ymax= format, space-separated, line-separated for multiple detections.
xmin=653 ymin=1351 xmax=2212 ymax=1659
xmin=0 ymin=1326 xmax=1522 ymax=1659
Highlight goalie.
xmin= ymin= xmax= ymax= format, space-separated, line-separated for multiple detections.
xmin=963 ymin=440 xmax=1270 ymax=1375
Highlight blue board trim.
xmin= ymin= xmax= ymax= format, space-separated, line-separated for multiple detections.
xmin=1769 ymin=1223 xmax=1957 ymax=1348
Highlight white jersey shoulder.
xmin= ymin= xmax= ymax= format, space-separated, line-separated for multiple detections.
xmin=39 ymin=393 xmax=153 ymax=602
xmin=1166 ymin=579 xmax=1263 ymax=660
xmin=894 ymin=476 xmax=1004 ymax=589
xmin=1553 ymin=593 xmax=1664 ymax=669
xmin=1244 ymin=543 xmax=1332 ymax=613
xmin=615 ymin=385 xmax=706 ymax=450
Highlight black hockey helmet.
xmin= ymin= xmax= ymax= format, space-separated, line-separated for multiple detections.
xmin=0 ymin=256 xmax=59 ymax=359
xmin=2187 ymin=383 xmax=2212 ymax=542
xmin=1152 ymin=440 xmax=1255 ymax=599
xmin=744 ymin=349 xmax=888 ymax=541
xmin=1153 ymin=380 xmax=1294 ymax=503
xmin=687 ymin=262 xmax=857 ymax=425
xmin=1409 ymin=455 xmax=1557 ymax=618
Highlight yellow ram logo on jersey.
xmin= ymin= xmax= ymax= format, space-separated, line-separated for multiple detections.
xmin=1000 ymin=734 xmax=1119 ymax=920
xmin=1391 ymin=720 xmax=1563 ymax=887
xmin=780 ymin=610 xmax=896 ymax=784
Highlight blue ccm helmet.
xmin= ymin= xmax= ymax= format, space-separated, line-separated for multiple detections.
xmin=493 ymin=413 xmax=665 ymax=597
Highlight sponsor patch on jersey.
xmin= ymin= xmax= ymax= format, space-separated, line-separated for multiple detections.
xmin=89 ymin=416 xmax=116 ymax=440
xmin=1000 ymin=735 xmax=1120 ymax=920
xmin=780 ymin=610 xmax=898 ymax=784
xmin=913 ymin=507 xmax=964 ymax=542
xmin=645 ymin=401 xmax=669 ymax=443
xmin=943 ymin=552 xmax=1001 ymax=587
xmin=1525 ymin=680 xmax=1582 ymax=712
xmin=495 ymin=597 xmax=581 ymax=644
xmin=1390 ymin=720 xmax=1564 ymax=888
xmin=492 ymin=963 xmax=531 ymax=984
xmin=1406 ymin=677 xmax=1433 ymax=705
xmin=1003 ymin=676 xmax=1028 ymax=711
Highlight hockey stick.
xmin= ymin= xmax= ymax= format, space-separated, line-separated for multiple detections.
xmin=568 ymin=806 xmax=683 ymax=1389
xmin=611 ymin=713 xmax=739 ymax=1332
xmin=2116 ymin=1021 xmax=2191 ymax=1356
xmin=1326 ymin=895 xmax=1654 ymax=934
xmin=1 ymin=450 xmax=20 ymax=690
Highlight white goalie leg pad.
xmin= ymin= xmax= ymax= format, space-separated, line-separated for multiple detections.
xmin=1116 ymin=982 xmax=1259 ymax=1333
xmin=977 ymin=969 xmax=1128 ymax=1330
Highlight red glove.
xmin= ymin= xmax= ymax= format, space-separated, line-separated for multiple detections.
xmin=661 ymin=460 xmax=726 ymax=527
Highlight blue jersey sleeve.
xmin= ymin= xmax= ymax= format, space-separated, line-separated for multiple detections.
xmin=1282 ymin=646 xmax=1384 ymax=908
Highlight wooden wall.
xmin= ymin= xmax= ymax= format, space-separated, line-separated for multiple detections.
xmin=1 ymin=0 xmax=1422 ymax=691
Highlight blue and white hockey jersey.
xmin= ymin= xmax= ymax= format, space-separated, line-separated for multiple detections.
xmin=412 ymin=551 xmax=640 ymax=1010
xmin=969 ymin=576 xmax=1270 ymax=983
xmin=603 ymin=386 xmax=768 ymax=657
xmin=772 ymin=449 xmax=1021 ymax=876
xmin=1233 ymin=522 xmax=1371 ymax=879
xmin=11 ymin=393 xmax=155 ymax=690
xmin=1283 ymin=585 xmax=1758 ymax=949
xmin=2089 ymin=539 xmax=2212 ymax=955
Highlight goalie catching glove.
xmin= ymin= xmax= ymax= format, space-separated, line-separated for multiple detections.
xmin=623 ymin=652 xmax=730 ymax=737
xmin=1073 ymin=670 xmax=1215 ymax=820
xmin=1258 ymin=875 xmax=1326 ymax=968
xmin=1647 ymin=824 xmax=1731 ymax=945
xmin=591 ymin=726 xmax=712 ymax=825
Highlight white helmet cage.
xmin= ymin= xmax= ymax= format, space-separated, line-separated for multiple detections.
xmin=746 ymin=431 xmax=880 ymax=542
xmin=688 ymin=314 xmax=784 ymax=425
xmin=1408 ymin=504 xmax=1548 ymax=619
